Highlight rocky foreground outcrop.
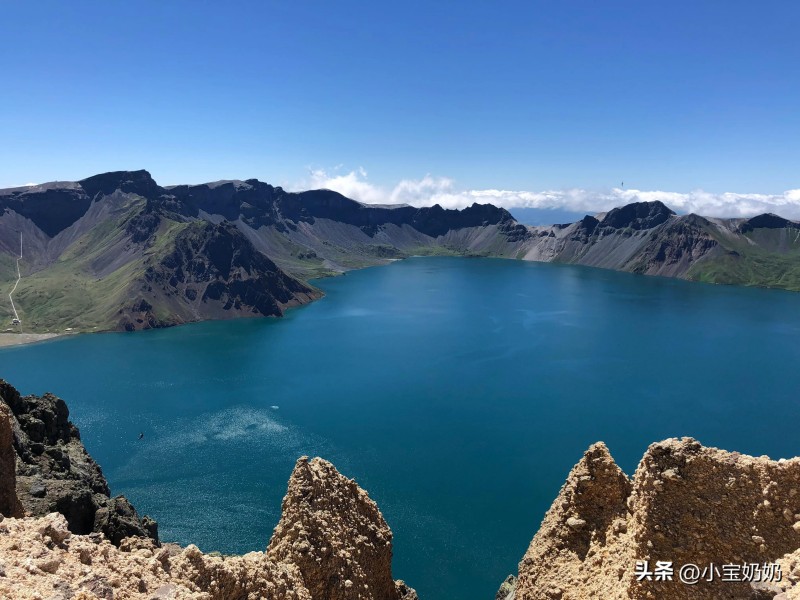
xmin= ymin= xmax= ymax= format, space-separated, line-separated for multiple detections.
xmin=0 ymin=379 xmax=157 ymax=545
xmin=267 ymin=457 xmax=416 ymax=600
xmin=0 ymin=511 xmax=312 ymax=600
xmin=0 ymin=380 xmax=416 ymax=599
xmin=511 ymin=438 xmax=800 ymax=600
xmin=0 ymin=460 xmax=416 ymax=600
xmin=0 ymin=402 xmax=23 ymax=518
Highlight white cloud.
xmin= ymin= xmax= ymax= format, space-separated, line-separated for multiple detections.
xmin=306 ymin=167 xmax=387 ymax=204
xmin=295 ymin=167 xmax=800 ymax=219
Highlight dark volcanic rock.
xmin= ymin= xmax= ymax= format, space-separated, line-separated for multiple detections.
xmin=0 ymin=170 xmax=163 ymax=239
xmin=0 ymin=185 xmax=91 ymax=237
xmin=409 ymin=202 xmax=518 ymax=237
xmin=570 ymin=215 xmax=600 ymax=241
xmin=94 ymin=495 xmax=159 ymax=546
xmin=182 ymin=222 xmax=319 ymax=314
xmin=167 ymin=181 xmax=522 ymax=238
xmin=630 ymin=216 xmax=719 ymax=275
xmin=80 ymin=169 xmax=164 ymax=199
xmin=599 ymin=200 xmax=675 ymax=230
xmin=167 ymin=179 xmax=282 ymax=225
xmin=125 ymin=204 xmax=162 ymax=243
xmin=118 ymin=221 xmax=321 ymax=331
xmin=739 ymin=213 xmax=796 ymax=233
xmin=0 ymin=379 xmax=158 ymax=545
xmin=0 ymin=403 xmax=23 ymax=517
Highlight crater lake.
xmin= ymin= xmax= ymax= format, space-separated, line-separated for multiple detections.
xmin=3 ymin=256 xmax=800 ymax=600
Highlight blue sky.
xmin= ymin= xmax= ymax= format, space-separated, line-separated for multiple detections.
xmin=2 ymin=1 xmax=799 ymax=216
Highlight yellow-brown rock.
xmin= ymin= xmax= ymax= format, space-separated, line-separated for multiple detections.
xmin=268 ymin=456 xmax=410 ymax=600
xmin=517 ymin=438 xmax=800 ymax=600
xmin=0 ymin=512 xmax=311 ymax=600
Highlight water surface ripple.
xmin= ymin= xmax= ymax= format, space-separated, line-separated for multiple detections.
xmin=3 ymin=257 xmax=800 ymax=600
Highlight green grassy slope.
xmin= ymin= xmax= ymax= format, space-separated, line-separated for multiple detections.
xmin=2 ymin=206 xmax=191 ymax=333
xmin=0 ymin=254 xmax=19 ymax=328
xmin=687 ymin=227 xmax=800 ymax=291
xmin=11 ymin=259 xmax=141 ymax=332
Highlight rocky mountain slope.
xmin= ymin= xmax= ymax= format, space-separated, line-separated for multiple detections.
xmin=0 ymin=170 xmax=525 ymax=333
xmin=2 ymin=170 xmax=800 ymax=333
xmin=504 ymin=438 xmax=800 ymax=600
xmin=523 ymin=201 xmax=800 ymax=288
xmin=0 ymin=172 xmax=323 ymax=333
xmin=0 ymin=379 xmax=417 ymax=600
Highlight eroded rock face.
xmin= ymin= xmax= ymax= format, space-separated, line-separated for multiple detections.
xmin=268 ymin=456 xmax=413 ymax=600
xmin=0 ymin=379 xmax=157 ymax=544
xmin=118 ymin=220 xmax=322 ymax=332
xmin=517 ymin=442 xmax=634 ymax=600
xmin=0 ymin=402 xmax=23 ymax=517
xmin=517 ymin=438 xmax=800 ymax=600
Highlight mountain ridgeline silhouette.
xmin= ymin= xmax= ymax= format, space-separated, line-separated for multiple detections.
xmin=2 ymin=170 xmax=799 ymax=332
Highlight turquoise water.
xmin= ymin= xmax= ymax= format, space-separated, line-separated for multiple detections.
xmin=3 ymin=256 xmax=800 ymax=600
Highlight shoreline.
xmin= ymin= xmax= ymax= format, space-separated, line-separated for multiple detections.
xmin=3 ymin=254 xmax=796 ymax=348
xmin=4 ymin=252 xmax=797 ymax=350
xmin=0 ymin=332 xmax=65 ymax=348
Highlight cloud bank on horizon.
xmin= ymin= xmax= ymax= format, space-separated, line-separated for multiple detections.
xmin=300 ymin=167 xmax=800 ymax=220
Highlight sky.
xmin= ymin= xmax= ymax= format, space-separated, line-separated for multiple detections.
xmin=1 ymin=1 xmax=800 ymax=217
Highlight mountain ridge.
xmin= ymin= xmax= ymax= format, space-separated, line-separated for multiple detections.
xmin=2 ymin=170 xmax=800 ymax=333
